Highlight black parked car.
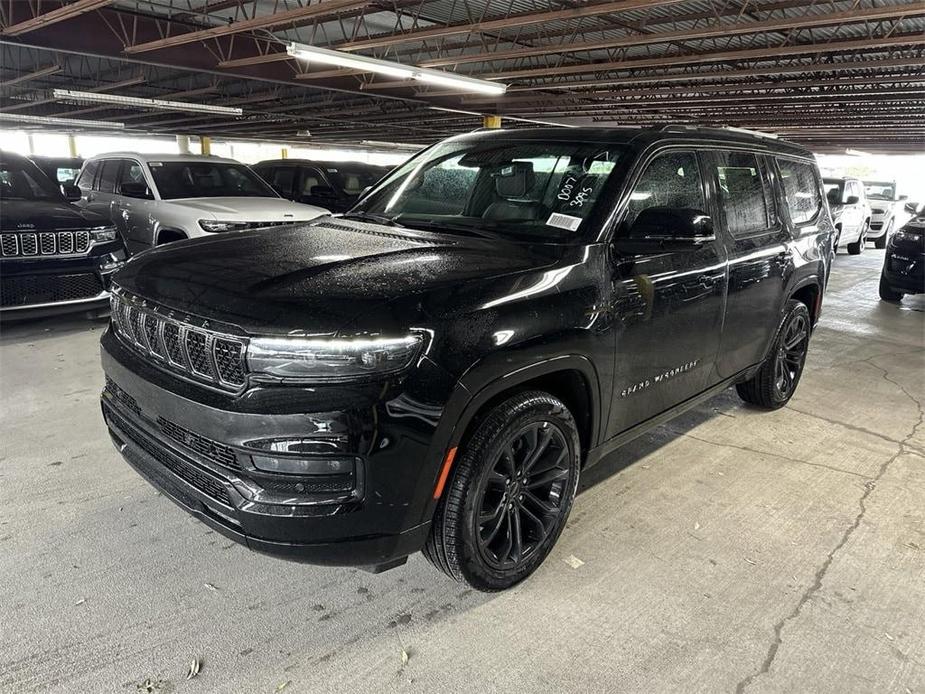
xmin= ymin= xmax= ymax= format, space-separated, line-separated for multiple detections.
xmin=1 ymin=151 xmax=126 ymax=319
xmin=100 ymin=127 xmax=833 ymax=590
xmin=879 ymin=202 xmax=925 ymax=302
xmin=252 ymin=159 xmax=391 ymax=212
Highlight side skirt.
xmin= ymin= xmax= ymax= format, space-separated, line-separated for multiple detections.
xmin=584 ymin=365 xmax=757 ymax=468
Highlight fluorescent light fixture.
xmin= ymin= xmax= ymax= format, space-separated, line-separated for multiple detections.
xmin=845 ymin=148 xmax=871 ymax=157
xmin=359 ymin=140 xmax=425 ymax=151
xmin=52 ymin=89 xmax=243 ymax=115
xmin=287 ymin=42 xmax=506 ymax=95
xmin=296 ymin=129 xmax=312 ymax=137
xmin=0 ymin=112 xmax=125 ymax=129
xmin=429 ymin=106 xmax=483 ymax=117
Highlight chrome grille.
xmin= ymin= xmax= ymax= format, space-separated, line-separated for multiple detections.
xmin=110 ymin=291 xmax=247 ymax=391
xmin=0 ymin=230 xmax=93 ymax=257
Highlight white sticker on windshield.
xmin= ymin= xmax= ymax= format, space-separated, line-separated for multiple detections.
xmin=547 ymin=212 xmax=583 ymax=231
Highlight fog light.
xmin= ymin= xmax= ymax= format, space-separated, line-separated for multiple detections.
xmin=251 ymin=454 xmax=354 ymax=476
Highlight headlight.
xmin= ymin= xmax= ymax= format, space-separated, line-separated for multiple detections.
xmin=247 ymin=334 xmax=424 ymax=382
xmin=199 ymin=219 xmax=250 ymax=233
xmin=90 ymin=226 xmax=118 ymax=242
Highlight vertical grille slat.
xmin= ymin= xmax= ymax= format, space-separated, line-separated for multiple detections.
xmin=0 ymin=230 xmax=96 ymax=257
xmin=111 ymin=293 xmax=246 ymax=392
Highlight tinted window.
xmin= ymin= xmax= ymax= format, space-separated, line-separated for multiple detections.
xmin=714 ymin=151 xmax=774 ymax=236
xmin=624 ymin=151 xmax=704 ymax=228
xmin=98 ymin=160 xmax=121 ymax=194
xmin=778 ymin=159 xmax=821 ymax=225
xmin=823 ymin=180 xmax=843 ymax=205
xmin=147 ymin=161 xmax=277 ymax=200
xmin=0 ymin=160 xmax=62 ymax=201
xmin=324 ymin=166 xmax=383 ymax=195
xmin=77 ymin=160 xmax=100 ymax=192
xmin=299 ymin=167 xmax=325 ymax=195
xmin=118 ymin=160 xmax=145 ymax=186
xmin=262 ymin=166 xmax=296 ymax=196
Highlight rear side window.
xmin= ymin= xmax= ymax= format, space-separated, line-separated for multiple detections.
xmin=714 ymin=151 xmax=775 ymax=237
xmin=97 ymin=160 xmax=121 ymax=194
xmin=77 ymin=160 xmax=99 ymax=192
xmin=624 ymin=150 xmax=705 ymax=228
xmin=299 ymin=167 xmax=326 ymax=195
xmin=777 ymin=159 xmax=821 ymax=225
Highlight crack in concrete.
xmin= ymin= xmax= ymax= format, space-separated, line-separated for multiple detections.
xmin=785 ymin=405 xmax=925 ymax=458
xmin=735 ymin=358 xmax=924 ymax=693
xmin=674 ymin=431 xmax=869 ymax=480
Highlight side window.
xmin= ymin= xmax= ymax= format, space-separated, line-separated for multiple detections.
xmin=714 ymin=151 xmax=774 ymax=237
xmin=97 ymin=160 xmax=121 ymax=194
xmin=117 ymin=160 xmax=144 ymax=186
xmin=263 ymin=166 xmax=296 ymax=196
xmin=76 ymin=160 xmax=99 ymax=192
xmin=777 ymin=159 xmax=821 ymax=225
xmin=624 ymin=150 xmax=704 ymax=228
xmin=299 ymin=168 xmax=326 ymax=195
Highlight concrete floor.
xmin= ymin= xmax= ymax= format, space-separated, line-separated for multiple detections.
xmin=1 ymin=248 xmax=923 ymax=694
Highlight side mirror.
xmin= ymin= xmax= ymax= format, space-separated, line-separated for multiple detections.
xmin=826 ymin=190 xmax=841 ymax=206
xmin=61 ymin=184 xmax=81 ymax=202
xmin=119 ymin=181 xmax=153 ymax=199
xmin=845 ymin=195 xmax=859 ymax=205
xmin=898 ymin=194 xmax=907 ymax=201
xmin=905 ymin=202 xmax=919 ymax=214
xmin=615 ymin=207 xmax=715 ymax=254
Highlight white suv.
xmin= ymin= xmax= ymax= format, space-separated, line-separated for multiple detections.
xmin=75 ymin=153 xmax=328 ymax=254
xmin=863 ymin=180 xmax=904 ymax=249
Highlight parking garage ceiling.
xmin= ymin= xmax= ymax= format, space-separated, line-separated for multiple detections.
xmin=1 ymin=0 xmax=924 ymax=151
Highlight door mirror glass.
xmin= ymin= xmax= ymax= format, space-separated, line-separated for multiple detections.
xmin=845 ymin=195 xmax=859 ymax=205
xmin=61 ymin=183 xmax=81 ymax=202
xmin=616 ymin=207 xmax=714 ymax=253
xmin=119 ymin=181 xmax=153 ymax=199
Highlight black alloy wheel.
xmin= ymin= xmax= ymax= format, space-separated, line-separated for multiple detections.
xmin=736 ymin=300 xmax=812 ymax=409
xmin=424 ymin=391 xmax=581 ymax=591
xmin=474 ymin=421 xmax=571 ymax=570
xmin=773 ymin=311 xmax=810 ymax=401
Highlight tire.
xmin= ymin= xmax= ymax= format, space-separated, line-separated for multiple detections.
xmin=736 ymin=300 xmax=811 ymax=410
xmin=846 ymin=237 xmax=863 ymax=255
xmin=879 ymin=273 xmax=903 ymax=302
xmin=424 ymin=391 xmax=581 ymax=591
xmin=874 ymin=220 xmax=891 ymax=249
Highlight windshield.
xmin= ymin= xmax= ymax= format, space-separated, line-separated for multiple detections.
xmin=148 ymin=161 xmax=278 ymax=200
xmin=864 ymin=182 xmax=896 ymax=201
xmin=352 ymin=139 xmax=625 ymax=240
xmin=323 ymin=165 xmax=387 ymax=196
xmin=0 ymin=161 xmax=64 ymax=201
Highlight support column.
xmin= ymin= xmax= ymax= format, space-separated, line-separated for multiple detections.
xmin=281 ymin=147 xmax=289 ymax=159
xmin=176 ymin=134 xmax=190 ymax=154
xmin=26 ymin=133 xmax=36 ymax=155
xmin=482 ymin=114 xmax=502 ymax=129
xmin=200 ymin=136 xmax=211 ymax=156
xmin=67 ymin=134 xmax=78 ymax=158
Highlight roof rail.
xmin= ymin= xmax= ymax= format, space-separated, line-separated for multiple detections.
xmin=648 ymin=124 xmax=779 ymax=139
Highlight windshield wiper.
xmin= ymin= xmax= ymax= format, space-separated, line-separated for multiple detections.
xmin=340 ymin=211 xmax=402 ymax=227
xmin=391 ymin=217 xmax=502 ymax=240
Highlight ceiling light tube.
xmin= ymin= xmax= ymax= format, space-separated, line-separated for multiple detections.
xmin=0 ymin=112 xmax=125 ymax=129
xmin=52 ymin=89 xmax=243 ymax=115
xmin=288 ymin=42 xmax=506 ymax=95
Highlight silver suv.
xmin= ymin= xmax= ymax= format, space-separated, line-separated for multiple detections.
xmin=75 ymin=153 xmax=328 ymax=254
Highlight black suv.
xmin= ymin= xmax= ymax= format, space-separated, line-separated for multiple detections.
xmin=253 ymin=159 xmax=391 ymax=212
xmin=879 ymin=203 xmax=925 ymax=302
xmin=1 ymin=151 xmax=126 ymax=319
xmin=100 ymin=127 xmax=833 ymax=590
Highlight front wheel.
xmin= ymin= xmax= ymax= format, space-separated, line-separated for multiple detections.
xmin=879 ymin=273 xmax=903 ymax=302
xmin=424 ymin=391 xmax=581 ymax=591
xmin=736 ymin=300 xmax=811 ymax=409
xmin=874 ymin=221 xmax=891 ymax=249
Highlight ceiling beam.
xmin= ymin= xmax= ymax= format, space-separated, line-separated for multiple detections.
xmin=1 ymin=0 xmax=113 ymax=37
xmin=0 ymin=64 xmax=61 ymax=88
xmin=419 ymin=5 xmax=925 ymax=68
xmin=124 ymin=0 xmax=369 ymax=54
xmin=488 ymin=33 xmax=925 ymax=81
xmin=336 ymin=0 xmax=690 ymax=52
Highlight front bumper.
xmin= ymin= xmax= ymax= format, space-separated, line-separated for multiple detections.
xmin=99 ymin=329 xmax=451 ymax=568
xmin=0 ymin=240 xmax=126 ymax=318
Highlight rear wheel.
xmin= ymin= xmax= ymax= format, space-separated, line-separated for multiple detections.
xmin=736 ymin=300 xmax=811 ymax=410
xmin=879 ymin=273 xmax=903 ymax=302
xmin=424 ymin=391 xmax=581 ymax=591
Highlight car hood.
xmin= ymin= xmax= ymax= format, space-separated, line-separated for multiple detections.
xmin=114 ymin=217 xmax=551 ymax=336
xmin=0 ymin=199 xmax=110 ymax=232
xmin=164 ymin=196 xmax=328 ymax=220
